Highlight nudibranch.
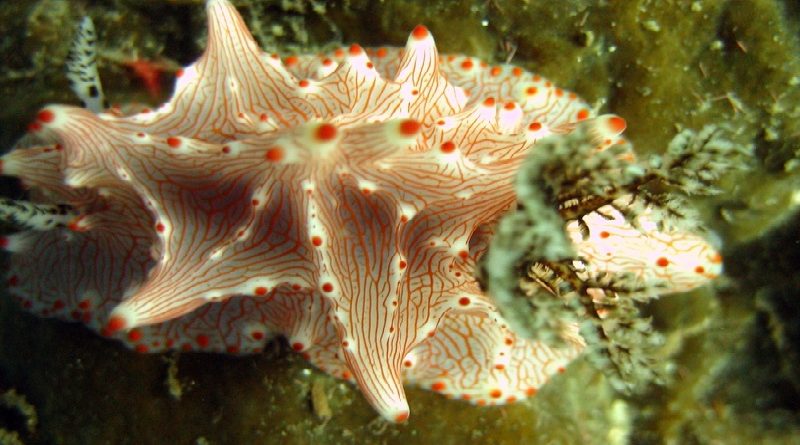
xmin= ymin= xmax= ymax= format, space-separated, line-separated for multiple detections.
xmin=0 ymin=0 xmax=721 ymax=422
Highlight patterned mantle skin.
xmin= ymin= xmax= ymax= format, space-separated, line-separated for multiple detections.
xmin=0 ymin=0 xmax=720 ymax=422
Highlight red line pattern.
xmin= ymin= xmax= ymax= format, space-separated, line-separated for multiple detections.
xmin=1 ymin=0 xmax=720 ymax=422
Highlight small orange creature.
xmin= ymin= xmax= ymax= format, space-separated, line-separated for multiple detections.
xmin=124 ymin=59 xmax=165 ymax=99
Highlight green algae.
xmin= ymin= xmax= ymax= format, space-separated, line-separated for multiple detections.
xmin=1 ymin=0 xmax=800 ymax=443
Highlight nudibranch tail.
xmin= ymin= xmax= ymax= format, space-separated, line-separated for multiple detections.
xmin=66 ymin=17 xmax=106 ymax=113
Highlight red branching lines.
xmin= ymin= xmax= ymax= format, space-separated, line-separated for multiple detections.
xmin=2 ymin=0 xmax=717 ymax=424
xmin=213 ymin=0 xmax=310 ymax=126
xmin=314 ymin=61 xmax=406 ymax=124
xmin=116 ymin=146 xmax=321 ymax=323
